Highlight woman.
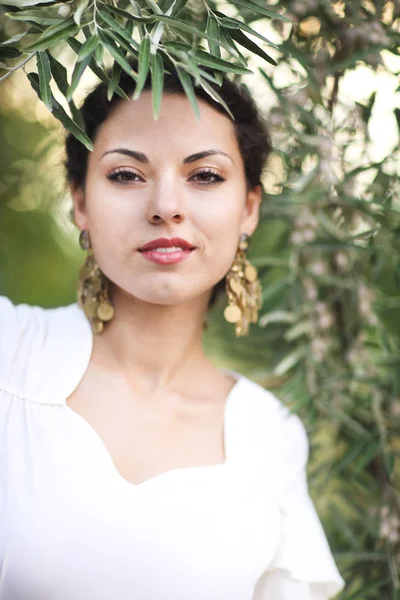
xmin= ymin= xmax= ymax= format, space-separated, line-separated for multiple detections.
xmin=0 ymin=65 xmax=345 ymax=599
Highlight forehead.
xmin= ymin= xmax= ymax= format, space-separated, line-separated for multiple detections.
xmin=93 ymin=92 xmax=239 ymax=156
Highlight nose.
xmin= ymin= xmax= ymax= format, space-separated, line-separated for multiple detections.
xmin=146 ymin=174 xmax=186 ymax=226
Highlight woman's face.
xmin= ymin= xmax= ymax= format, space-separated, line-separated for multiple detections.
xmin=72 ymin=92 xmax=261 ymax=306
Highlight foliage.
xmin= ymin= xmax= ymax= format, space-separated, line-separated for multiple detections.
xmin=1 ymin=0 xmax=400 ymax=598
xmin=0 ymin=0 xmax=288 ymax=146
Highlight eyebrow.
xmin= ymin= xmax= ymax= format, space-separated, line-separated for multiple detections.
xmin=100 ymin=148 xmax=234 ymax=164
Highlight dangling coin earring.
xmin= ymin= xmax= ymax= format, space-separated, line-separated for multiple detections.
xmin=224 ymin=233 xmax=262 ymax=336
xmin=77 ymin=230 xmax=115 ymax=334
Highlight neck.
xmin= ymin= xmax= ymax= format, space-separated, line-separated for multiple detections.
xmin=92 ymin=289 xmax=211 ymax=394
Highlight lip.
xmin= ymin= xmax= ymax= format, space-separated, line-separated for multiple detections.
xmin=138 ymin=237 xmax=196 ymax=265
xmin=138 ymin=237 xmax=195 ymax=252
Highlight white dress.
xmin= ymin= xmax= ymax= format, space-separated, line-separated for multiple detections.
xmin=0 ymin=296 xmax=345 ymax=600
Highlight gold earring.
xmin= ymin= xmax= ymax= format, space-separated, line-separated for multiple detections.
xmin=224 ymin=233 xmax=262 ymax=336
xmin=77 ymin=230 xmax=115 ymax=334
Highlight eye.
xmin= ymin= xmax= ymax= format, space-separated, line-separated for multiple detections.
xmin=190 ymin=168 xmax=226 ymax=184
xmin=107 ymin=168 xmax=143 ymax=183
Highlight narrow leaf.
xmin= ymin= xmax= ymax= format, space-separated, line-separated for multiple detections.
xmin=1 ymin=0 xmax=55 ymax=6
xmin=198 ymin=77 xmax=234 ymax=119
xmin=5 ymin=8 xmax=63 ymax=25
xmin=163 ymin=42 xmax=252 ymax=74
xmin=150 ymin=51 xmax=164 ymax=120
xmin=0 ymin=46 xmax=22 ymax=59
xmin=133 ymin=36 xmax=151 ymax=100
xmin=215 ymin=11 xmax=279 ymax=48
xmin=97 ymin=9 xmax=140 ymax=48
xmin=227 ymin=0 xmax=291 ymax=22
xmin=176 ymin=66 xmax=200 ymax=120
xmin=36 ymin=50 xmax=52 ymax=110
xmin=99 ymin=2 xmax=155 ymax=23
xmin=171 ymin=0 xmax=189 ymax=17
xmin=46 ymin=50 xmax=68 ymax=94
xmin=107 ymin=63 xmax=122 ymax=101
xmin=142 ymin=0 xmax=163 ymax=14
xmin=153 ymin=15 xmax=233 ymax=53
xmin=76 ymin=35 xmax=99 ymax=62
xmin=67 ymin=52 xmax=92 ymax=101
xmin=206 ymin=14 xmax=221 ymax=59
xmin=47 ymin=51 xmax=85 ymax=128
xmin=102 ymin=27 xmax=139 ymax=55
xmin=68 ymin=36 xmax=130 ymax=101
xmin=128 ymin=0 xmax=146 ymax=39
xmin=73 ymin=0 xmax=89 ymax=26
xmin=228 ymin=28 xmax=277 ymax=66
xmin=98 ymin=31 xmax=138 ymax=79
xmin=219 ymin=28 xmax=247 ymax=66
xmin=27 ymin=72 xmax=93 ymax=150
xmin=25 ymin=19 xmax=79 ymax=51
xmin=274 ymin=348 xmax=307 ymax=377
xmin=1 ymin=31 xmax=28 ymax=45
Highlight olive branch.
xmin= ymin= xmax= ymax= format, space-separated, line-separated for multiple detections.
xmin=0 ymin=0 xmax=290 ymax=149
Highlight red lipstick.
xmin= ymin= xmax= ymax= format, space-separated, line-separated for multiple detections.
xmin=138 ymin=237 xmax=195 ymax=265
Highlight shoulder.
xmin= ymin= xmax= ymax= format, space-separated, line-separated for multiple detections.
xmin=231 ymin=374 xmax=309 ymax=484
xmin=0 ymin=296 xmax=92 ymax=403
xmin=234 ymin=374 xmax=308 ymax=450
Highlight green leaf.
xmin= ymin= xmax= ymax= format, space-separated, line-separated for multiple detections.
xmin=107 ymin=63 xmax=122 ymax=101
xmin=104 ymin=27 xmax=139 ymax=56
xmin=171 ymin=0 xmax=189 ymax=17
xmin=107 ymin=18 xmax=133 ymax=101
xmin=228 ymin=28 xmax=277 ymax=66
xmin=142 ymin=0 xmax=163 ymax=14
xmin=5 ymin=8 xmax=63 ymax=25
xmin=76 ymin=35 xmax=99 ymax=62
xmin=227 ymin=0 xmax=291 ymax=22
xmin=46 ymin=50 xmax=68 ymax=94
xmin=133 ymin=36 xmax=150 ymax=100
xmin=73 ymin=0 xmax=89 ymax=26
xmin=274 ymin=347 xmax=307 ymax=376
xmin=97 ymin=8 xmax=140 ymax=49
xmin=150 ymin=51 xmax=164 ymax=120
xmin=219 ymin=28 xmax=247 ymax=66
xmin=98 ymin=30 xmax=138 ymax=79
xmin=214 ymin=10 xmax=279 ymax=48
xmin=25 ymin=18 xmax=79 ymax=51
xmin=99 ymin=2 xmax=155 ymax=23
xmin=47 ymin=50 xmax=84 ymax=127
xmin=1 ymin=0 xmax=55 ymax=5
xmin=0 ymin=31 xmax=28 ymax=45
xmin=176 ymin=66 xmax=200 ymax=120
xmin=36 ymin=50 xmax=52 ymax=110
xmin=383 ymin=451 xmax=395 ymax=480
xmin=206 ymin=13 xmax=221 ymax=59
xmin=67 ymin=52 xmax=92 ymax=101
xmin=259 ymin=310 xmax=296 ymax=327
xmin=198 ymin=77 xmax=234 ymax=119
xmin=68 ymin=36 xmax=130 ymax=101
xmin=27 ymin=71 xmax=93 ymax=151
xmin=163 ymin=42 xmax=252 ymax=74
xmin=128 ymin=0 xmax=146 ymax=39
xmin=153 ymin=15 xmax=233 ymax=53
xmin=0 ymin=46 xmax=22 ymax=59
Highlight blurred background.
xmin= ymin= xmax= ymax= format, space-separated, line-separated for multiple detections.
xmin=1 ymin=0 xmax=400 ymax=597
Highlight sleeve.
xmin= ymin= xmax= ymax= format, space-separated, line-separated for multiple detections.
xmin=0 ymin=295 xmax=92 ymax=402
xmin=253 ymin=410 xmax=345 ymax=600
xmin=0 ymin=295 xmax=34 ymax=390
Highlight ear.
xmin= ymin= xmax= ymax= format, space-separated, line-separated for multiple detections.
xmin=240 ymin=185 xmax=262 ymax=237
xmin=70 ymin=184 xmax=89 ymax=231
